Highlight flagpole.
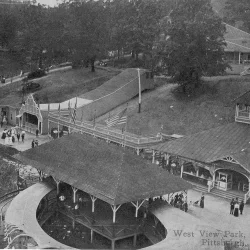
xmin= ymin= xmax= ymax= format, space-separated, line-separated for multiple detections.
xmin=137 ymin=68 xmax=141 ymax=113
xmin=58 ymin=104 xmax=60 ymax=139
xmin=47 ymin=103 xmax=50 ymax=137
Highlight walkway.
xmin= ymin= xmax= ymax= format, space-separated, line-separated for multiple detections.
xmin=5 ymin=182 xmax=73 ymax=249
xmin=0 ymin=66 xmax=72 ymax=87
xmin=4 ymin=181 xmax=250 ymax=249
xmin=0 ymin=125 xmax=50 ymax=152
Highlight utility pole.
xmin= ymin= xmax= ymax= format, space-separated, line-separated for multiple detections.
xmin=137 ymin=68 xmax=141 ymax=113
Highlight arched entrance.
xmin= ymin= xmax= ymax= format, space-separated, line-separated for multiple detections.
xmin=18 ymin=94 xmax=43 ymax=134
xmin=215 ymin=169 xmax=249 ymax=192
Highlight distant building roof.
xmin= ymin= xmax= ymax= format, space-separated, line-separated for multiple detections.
xmin=14 ymin=133 xmax=192 ymax=205
xmin=151 ymin=122 xmax=250 ymax=174
xmin=225 ymin=24 xmax=250 ymax=52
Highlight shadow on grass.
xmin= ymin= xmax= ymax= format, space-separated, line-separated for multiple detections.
xmin=171 ymin=81 xmax=219 ymax=103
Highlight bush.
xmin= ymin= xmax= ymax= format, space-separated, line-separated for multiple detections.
xmin=27 ymin=68 xmax=46 ymax=79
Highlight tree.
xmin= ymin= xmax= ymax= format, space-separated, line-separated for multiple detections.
xmin=156 ymin=0 xmax=228 ymax=92
xmin=65 ymin=0 xmax=109 ymax=71
xmin=223 ymin=0 xmax=250 ymax=32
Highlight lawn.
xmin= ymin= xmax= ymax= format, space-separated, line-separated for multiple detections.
xmin=126 ymin=75 xmax=250 ymax=136
xmin=0 ymin=67 xmax=120 ymax=106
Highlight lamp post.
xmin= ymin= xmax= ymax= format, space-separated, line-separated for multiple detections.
xmin=137 ymin=68 xmax=141 ymax=113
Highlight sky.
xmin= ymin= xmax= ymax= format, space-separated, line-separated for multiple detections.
xmin=37 ymin=0 xmax=59 ymax=6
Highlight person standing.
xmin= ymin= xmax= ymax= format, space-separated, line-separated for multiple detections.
xmin=0 ymin=120 xmax=3 ymax=128
xmin=234 ymin=202 xmax=239 ymax=217
xmin=239 ymin=200 xmax=244 ymax=215
xmin=16 ymin=131 xmax=20 ymax=142
xmin=200 ymin=194 xmax=205 ymax=208
xmin=230 ymin=198 xmax=235 ymax=214
xmin=35 ymin=140 xmax=39 ymax=147
xmin=31 ymin=139 xmax=35 ymax=148
xmin=36 ymin=128 xmax=39 ymax=137
xmin=21 ymin=130 xmax=25 ymax=142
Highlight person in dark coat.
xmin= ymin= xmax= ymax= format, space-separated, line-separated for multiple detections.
xmin=239 ymin=200 xmax=244 ymax=215
xmin=174 ymin=194 xmax=179 ymax=207
xmin=31 ymin=139 xmax=35 ymax=148
xmin=16 ymin=132 xmax=20 ymax=142
xmin=230 ymin=199 xmax=235 ymax=214
xmin=36 ymin=128 xmax=39 ymax=137
xmin=200 ymin=195 xmax=204 ymax=208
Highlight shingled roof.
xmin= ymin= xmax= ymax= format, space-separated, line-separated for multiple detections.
xmin=233 ymin=90 xmax=250 ymax=106
xmin=14 ymin=133 xmax=192 ymax=205
xmin=151 ymin=122 xmax=250 ymax=174
xmin=225 ymin=24 xmax=250 ymax=52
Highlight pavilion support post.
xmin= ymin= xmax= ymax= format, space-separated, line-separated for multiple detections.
xmin=136 ymin=148 xmax=140 ymax=155
xmin=133 ymin=234 xmax=137 ymax=247
xmin=180 ymin=164 xmax=184 ymax=178
xmin=72 ymin=218 xmax=75 ymax=229
xmin=196 ymin=168 xmax=199 ymax=177
xmin=131 ymin=200 xmax=146 ymax=218
xmin=111 ymin=240 xmax=115 ymax=250
xmin=212 ymin=172 xmax=216 ymax=187
xmin=57 ymin=122 xmax=60 ymax=139
xmin=90 ymin=195 xmax=97 ymax=212
xmin=48 ymin=120 xmax=50 ymax=136
xmin=111 ymin=204 xmax=121 ymax=223
xmin=239 ymin=52 xmax=241 ymax=64
xmin=52 ymin=177 xmax=61 ymax=195
xmin=90 ymin=229 xmax=94 ymax=243
xmin=72 ymin=187 xmax=78 ymax=203
xmin=152 ymin=150 xmax=155 ymax=163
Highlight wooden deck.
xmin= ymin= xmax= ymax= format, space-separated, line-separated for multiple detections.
xmin=48 ymin=114 xmax=162 ymax=150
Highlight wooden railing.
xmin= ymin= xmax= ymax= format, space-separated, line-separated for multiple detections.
xmin=244 ymin=190 xmax=250 ymax=204
xmin=48 ymin=114 xmax=162 ymax=148
xmin=237 ymin=111 xmax=250 ymax=119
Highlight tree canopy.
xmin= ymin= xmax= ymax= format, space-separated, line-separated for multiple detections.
xmin=155 ymin=0 xmax=228 ymax=91
xmin=223 ymin=0 xmax=250 ymax=32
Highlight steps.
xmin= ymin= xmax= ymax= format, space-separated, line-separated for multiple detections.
xmin=192 ymin=183 xmax=245 ymax=201
xmin=210 ymin=188 xmax=245 ymax=201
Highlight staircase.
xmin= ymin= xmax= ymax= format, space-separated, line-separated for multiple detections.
xmin=210 ymin=188 xmax=245 ymax=201
xmin=192 ymin=183 xmax=245 ymax=201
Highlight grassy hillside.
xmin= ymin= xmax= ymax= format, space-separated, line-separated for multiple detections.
xmin=0 ymin=67 xmax=120 ymax=106
xmin=125 ymin=76 xmax=250 ymax=136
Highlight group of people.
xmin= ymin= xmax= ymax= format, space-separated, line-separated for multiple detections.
xmin=31 ymin=139 xmax=39 ymax=148
xmin=170 ymin=193 xmax=188 ymax=212
xmin=1 ymin=127 xmax=26 ymax=143
xmin=230 ymin=198 xmax=244 ymax=217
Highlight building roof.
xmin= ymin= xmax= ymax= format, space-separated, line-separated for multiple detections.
xmin=14 ymin=133 xmax=192 ymax=206
xmin=151 ymin=122 xmax=250 ymax=173
xmin=225 ymin=24 xmax=250 ymax=52
xmin=233 ymin=90 xmax=250 ymax=105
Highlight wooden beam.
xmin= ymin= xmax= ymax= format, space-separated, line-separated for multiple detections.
xmin=131 ymin=200 xmax=146 ymax=217
xmin=71 ymin=187 xmax=78 ymax=203
xmin=110 ymin=204 xmax=121 ymax=223
xmin=90 ymin=195 xmax=97 ymax=212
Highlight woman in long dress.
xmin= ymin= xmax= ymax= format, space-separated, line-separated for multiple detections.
xmin=234 ymin=202 xmax=239 ymax=217
xmin=200 ymin=195 xmax=204 ymax=208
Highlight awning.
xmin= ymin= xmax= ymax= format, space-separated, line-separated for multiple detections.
xmin=16 ymin=114 xmax=23 ymax=118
